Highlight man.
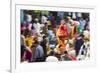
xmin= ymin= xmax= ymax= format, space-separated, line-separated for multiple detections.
xmin=77 ymin=30 xmax=90 ymax=60
xmin=75 ymin=34 xmax=84 ymax=56
xmin=31 ymin=40 xmax=44 ymax=62
xmin=33 ymin=18 xmax=43 ymax=35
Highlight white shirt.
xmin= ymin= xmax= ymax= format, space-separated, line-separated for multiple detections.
xmin=41 ymin=15 xmax=48 ymax=24
xmin=33 ymin=23 xmax=42 ymax=35
xmin=46 ymin=56 xmax=59 ymax=62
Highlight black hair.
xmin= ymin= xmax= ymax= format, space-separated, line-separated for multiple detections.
xmin=49 ymin=51 xmax=55 ymax=56
xmin=43 ymin=35 xmax=47 ymax=39
xmin=21 ymin=23 xmax=24 ymax=27
xmin=79 ymin=33 xmax=84 ymax=38
xmin=64 ymin=51 xmax=68 ymax=54
xmin=44 ymin=22 xmax=47 ymax=25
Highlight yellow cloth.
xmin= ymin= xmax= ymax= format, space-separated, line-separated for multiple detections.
xmin=25 ymin=37 xmax=33 ymax=48
xmin=70 ymin=26 xmax=74 ymax=38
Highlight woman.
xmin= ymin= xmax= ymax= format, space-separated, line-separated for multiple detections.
xmin=56 ymin=19 xmax=69 ymax=54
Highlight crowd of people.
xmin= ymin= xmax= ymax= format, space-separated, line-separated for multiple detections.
xmin=21 ymin=10 xmax=90 ymax=63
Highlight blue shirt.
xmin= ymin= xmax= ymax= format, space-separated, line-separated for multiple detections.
xmin=35 ymin=45 xmax=44 ymax=58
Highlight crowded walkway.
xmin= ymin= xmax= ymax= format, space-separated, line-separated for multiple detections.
xmin=20 ymin=10 xmax=90 ymax=62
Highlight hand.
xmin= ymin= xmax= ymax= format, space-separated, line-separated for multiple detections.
xmin=26 ymin=46 xmax=32 ymax=53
